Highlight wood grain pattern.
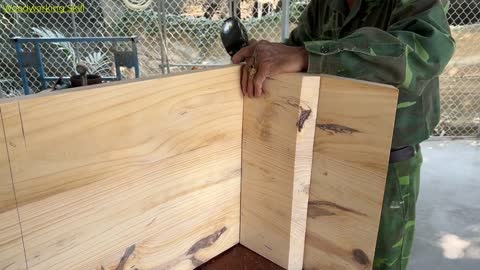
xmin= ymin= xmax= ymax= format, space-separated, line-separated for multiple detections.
xmin=0 ymin=70 xmax=398 ymax=270
xmin=0 ymin=105 xmax=27 ymax=270
xmin=304 ymin=76 xmax=398 ymax=270
xmin=241 ymin=74 xmax=320 ymax=269
xmin=0 ymin=66 xmax=243 ymax=270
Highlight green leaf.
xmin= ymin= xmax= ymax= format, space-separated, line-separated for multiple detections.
xmin=392 ymin=238 xmax=403 ymax=248
xmin=414 ymin=37 xmax=429 ymax=62
xmin=401 ymin=49 xmax=413 ymax=89
xmin=397 ymin=101 xmax=416 ymax=109
xmin=405 ymin=221 xmax=415 ymax=230
xmin=387 ymin=258 xmax=399 ymax=267
xmin=399 ymin=176 xmax=410 ymax=185
xmin=443 ymin=1 xmax=450 ymax=14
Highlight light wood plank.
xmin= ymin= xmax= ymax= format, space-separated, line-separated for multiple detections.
xmin=241 ymin=74 xmax=320 ymax=269
xmin=0 ymin=70 xmax=398 ymax=270
xmin=313 ymin=76 xmax=398 ymax=176
xmin=304 ymin=76 xmax=398 ymax=270
xmin=0 ymin=105 xmax=27 ymax=270
xmin=1 ymin=67 xmax=243 ymax=270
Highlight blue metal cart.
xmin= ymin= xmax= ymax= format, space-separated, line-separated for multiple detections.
xmin=11 ymin=36 xmax=140 ymax=95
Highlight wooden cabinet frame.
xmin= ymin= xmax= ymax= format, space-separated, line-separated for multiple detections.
xmin=0 ymin=66 xmax=397 ymax=270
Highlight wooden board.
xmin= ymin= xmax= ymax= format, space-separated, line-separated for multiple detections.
xmin=304 ymin=76 xmax=398 ymax=270
xmin=0 ymin=69 xmax=399 ymax=270
xmin=0 ymin=106 xmax=27 ymax=270
xmin=0 ymin=66 xmax=243 ymax=270
xmin=241 ymin=74 xmax=320 ymax=269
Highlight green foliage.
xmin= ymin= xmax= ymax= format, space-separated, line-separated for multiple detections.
xmin=32 ymin=27 xmax=78 ymax=70
xmin=165 ymin=14 xmax=222 ymax=35
xmin=243 ymin=13 xmax=282 ymax=29
xmin=32 ymin=27 xmax=112 ymax=75
xmin=289 ymin=1 xmax=308 ymax=22
xmin=113 ymin=9 xmax=160 ymax=36
xmin=0 ymin=0 xmax=27 ymax=96
xmin=111 ymin=5 xmax=305 ymax=39
xmin=83 ymin=52 xmax=111 ymax=75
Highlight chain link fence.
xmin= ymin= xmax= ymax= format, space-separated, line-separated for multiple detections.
xmin=0 ymin=0 xmax=479 ymax=137
xmin=436 ymin=0 xmax=480 ymax=137
xmin=0 ymin=0 xmax=167 ymax=97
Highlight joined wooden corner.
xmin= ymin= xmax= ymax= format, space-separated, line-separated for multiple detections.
xmin=0 ymin=68 xmax=398 ymax=270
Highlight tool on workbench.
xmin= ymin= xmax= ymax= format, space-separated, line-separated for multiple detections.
xmin=51 ymin=76 xmax=64 ymax=91
xmin=70 ymin=62 xmax=102 ymax=88
xmin=76 ymin=62 xmax=89 ymax=87
xmin=220 ymin=17 xmax=249 ymax=57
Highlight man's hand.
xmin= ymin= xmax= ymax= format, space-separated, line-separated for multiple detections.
xmin=231 ymin=40 xmax=309 ymax=98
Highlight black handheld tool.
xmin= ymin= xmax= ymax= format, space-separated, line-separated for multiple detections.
xmin=220 ymin=17 xmax=249 ymax=57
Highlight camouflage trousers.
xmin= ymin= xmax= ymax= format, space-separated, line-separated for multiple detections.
xmin=373 ymin=147 xmax=423 ymax=270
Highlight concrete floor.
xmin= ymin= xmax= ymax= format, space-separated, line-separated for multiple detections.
xmin=409 ymin=139 xmax=480 ymax=270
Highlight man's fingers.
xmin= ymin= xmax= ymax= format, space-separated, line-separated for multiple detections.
xmin=253 ymin=69 xmax=265 ymax=97
xmin=235 ymin=40 xmax=274 ymax=97
xmin=243 ymin=57 xmax=255 ymax=97
xmin=253 ymin=62 xmax=271 ymax=97
xmin=254 ymin=76 xmax=264 ymax=97
xmin=247 ymin=71 xmax=255 ymax=98
xmin=241 ymin=64 xmax=248 ymax=96
xmin=232 ymin=45 xmax=255 ymax=64
xmin=246 ymin=59 xmax=255 ymax=98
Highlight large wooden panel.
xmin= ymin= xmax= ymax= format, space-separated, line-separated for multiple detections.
xmin=241 ymin=74 xmax=320 ymax=269
xmin=0 ymin=67 xmax=243 ymax=270
xmin=0 ymin=106 xmax=27 ymax=270
xmin=304 ymin=76 xmax=398 ymax=270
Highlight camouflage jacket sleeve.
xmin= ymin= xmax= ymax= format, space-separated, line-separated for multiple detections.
xmin=288 ymin=0 xmax=456 ymax=96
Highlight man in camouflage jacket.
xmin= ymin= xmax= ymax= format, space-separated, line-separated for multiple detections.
xmin=232 ymin=0 xmax=455 ymax=269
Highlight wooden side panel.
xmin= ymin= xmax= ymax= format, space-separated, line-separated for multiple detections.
xmin=241 ymin=74 xmax=319 ymax=269
xmin=0 ymin=105 xmax=27 ymax=270
xmin=304 ymin=76 xmax=398 ymax=270
xmin=1 ymin=67 xmax=243 ymax=270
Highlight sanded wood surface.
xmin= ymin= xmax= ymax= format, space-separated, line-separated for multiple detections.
xmin=0 ymin=108 xmax=27 ymax=270
xmin=0 ymin=69 xmax=399 ymax=270
xmin=304 ymin=76 xmax=398 ymax=270
xmin=241 ymin=74 xmax=319 ymax=269
xmin=0 ymin=67 xmax=243 ymax=270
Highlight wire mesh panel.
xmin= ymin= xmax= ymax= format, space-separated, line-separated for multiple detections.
xmin=288 ymin=0 xmax=308 ymax=28
xmin=0 ymin=0 xmax=303 ymax=93
xmin=0 ymin=0 xmax=479 ymax=137
xmin=436 ymin=0 xmax=480 ymax=137
xmin=161 ymin=0 xmax=229 ymax=73
xmin=0 ymin=0 xmax=164 ymax=95
xmin=161 ymin=0 xmax=284 ymax=73
xmin=240 ymin=0 xmax=282 ymax=42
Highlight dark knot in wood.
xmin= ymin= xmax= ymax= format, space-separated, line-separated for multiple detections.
xmin=317 ymin=124 xmax=360 ymax=135
xmin=353 ymin=248 xmax=370 ymax=266
xmin=308 ymin=201 xmax=368 ymax=217
xmin=114 ymin=244 xmax=136 ymax=270
xmin=297 ymin=108 xmax=312 ymax=132
xmin=187 ymin=226 xmax=227 ymax=255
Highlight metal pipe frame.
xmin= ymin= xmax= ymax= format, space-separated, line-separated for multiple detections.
xmin=11 ymin=36 xmax=138 ymax=43
xmin=12 ymin=36 xmax=139 ymax=94
xmin=14 ymin=41 xmax=31 ymax=95
xmin=281 ymin=0 xmax=291 ymax=42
